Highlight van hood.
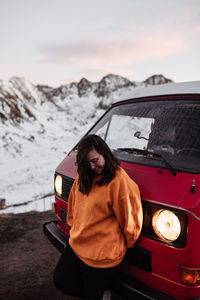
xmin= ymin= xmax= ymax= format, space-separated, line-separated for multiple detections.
xmin=56 ymin=151 xmax=200 ymax=219
xmin=121 ymin=161 xmax=200 ymax=220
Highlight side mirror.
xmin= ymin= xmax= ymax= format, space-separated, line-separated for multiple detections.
xmin=134 ymin=131 xmax=141 ymax=138
xmin=134 ymin=131 xmax=149 ymax=141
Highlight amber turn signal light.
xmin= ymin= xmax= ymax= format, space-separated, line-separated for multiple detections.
xmin=181 ymin=266 xmax=200 ymax=286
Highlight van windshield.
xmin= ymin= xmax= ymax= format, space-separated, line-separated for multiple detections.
xmin=89 ymin=98 xmax=200 ymax=173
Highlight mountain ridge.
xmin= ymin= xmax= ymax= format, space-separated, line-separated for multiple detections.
xmin=0 ymin=73 xmax=172 ymax=124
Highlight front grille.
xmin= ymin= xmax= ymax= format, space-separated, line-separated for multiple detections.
xmin=55 ymin=173 xmax=74 ymax=201
xmin=60 ymin=207 xmax=71 ymax=228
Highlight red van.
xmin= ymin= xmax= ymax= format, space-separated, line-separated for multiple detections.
xmin=43 ymin=81 xmax=200 ymax=300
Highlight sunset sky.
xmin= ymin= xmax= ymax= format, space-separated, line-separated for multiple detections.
xmin=0 ymin=0 xmax=200 ymax=87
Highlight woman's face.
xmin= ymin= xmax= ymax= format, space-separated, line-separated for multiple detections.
xmin=87 ymin=149 xmax=105 ymax=175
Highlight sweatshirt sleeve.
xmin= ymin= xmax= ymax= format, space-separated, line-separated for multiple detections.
xmin=67 ymin=178 xmax=77 ymax=227
xmin=112 ymin=177 xmax=143 ymax=248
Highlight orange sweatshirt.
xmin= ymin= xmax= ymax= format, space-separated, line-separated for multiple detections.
xmin=67 ymin=166 xmax=143 ymax=268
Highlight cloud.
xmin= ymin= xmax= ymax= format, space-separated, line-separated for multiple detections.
xmin=40 ymin=35 xmax=187 ymax=68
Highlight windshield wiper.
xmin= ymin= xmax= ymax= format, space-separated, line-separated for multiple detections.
xmin=116 ymin=147 xmax=177 ymax=176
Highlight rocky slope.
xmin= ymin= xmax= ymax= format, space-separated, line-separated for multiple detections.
xmin=0 ymin=73 xmax=172 ymax=125
xmin=143 ymin=74 xmax=172 ymax=86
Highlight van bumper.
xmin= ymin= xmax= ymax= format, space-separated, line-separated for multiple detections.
xmin=43 ymin=221 xmax=177 ymax=300
xmin=43 ymin=220 xmax=68 ymax=253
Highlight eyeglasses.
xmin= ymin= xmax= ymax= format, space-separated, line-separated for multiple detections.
xmin=88 ymin=155 xmax=101 ymax=167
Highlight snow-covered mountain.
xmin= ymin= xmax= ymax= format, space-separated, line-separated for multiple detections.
xmin=0 ymin=73 xmax=172 ymax=124
xmin=0 ymin=73 xmax=172 ymax=213
xmin=143 ymin=74 xmax=172 ymax=86
xmin=37 ymin=74 xmax=135 ymax=104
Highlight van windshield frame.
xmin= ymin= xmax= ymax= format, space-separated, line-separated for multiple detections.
xmin=88 ymin=95 xmax=200 ymax=174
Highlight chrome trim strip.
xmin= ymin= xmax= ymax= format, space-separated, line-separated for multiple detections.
xmin=145 ymin=199 xmax=200 ymax=221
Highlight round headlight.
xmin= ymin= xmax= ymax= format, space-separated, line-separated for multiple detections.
xmin=55 ymin=175 xmax=62 ymax=196
xmin=152 ymin=209 xmax=181 ymax=242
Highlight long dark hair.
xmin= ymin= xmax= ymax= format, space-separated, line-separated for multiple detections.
xmin=76 ymin=134 xmax=120 ymax=194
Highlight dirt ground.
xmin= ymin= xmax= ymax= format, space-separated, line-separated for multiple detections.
xmin=0 ymin=210 xmax=81 ymax=300
xmin=0 ymin=210 xmax=124 ymax=300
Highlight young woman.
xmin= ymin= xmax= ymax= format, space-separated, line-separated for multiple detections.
xmin=54 ymin=134 xmax=143 ymax=300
